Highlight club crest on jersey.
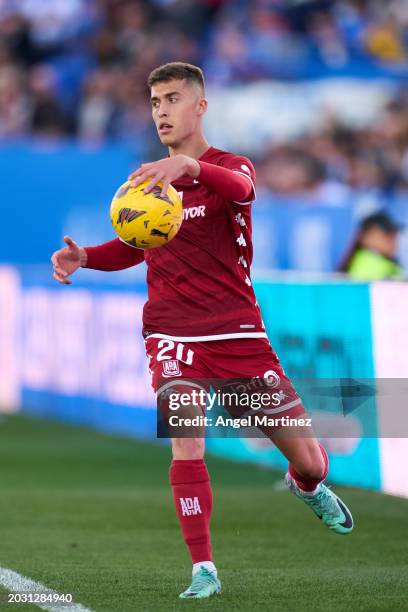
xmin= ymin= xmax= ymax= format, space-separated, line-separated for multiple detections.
xmin=162 ymin=359 xmax=181 ymax=377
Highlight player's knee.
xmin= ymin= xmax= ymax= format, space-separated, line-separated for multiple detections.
xmin=171 ymin=437 xmax=205 ymax=460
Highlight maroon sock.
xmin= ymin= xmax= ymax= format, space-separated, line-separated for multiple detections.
xmin=289 ymin=445 xmax=329 ymax=492
xmin=170 ymin=459 xmax=213 ymax=563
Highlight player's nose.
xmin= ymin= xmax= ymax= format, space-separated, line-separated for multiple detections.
xmin=157 ymin=104 xmax=169 ymax=117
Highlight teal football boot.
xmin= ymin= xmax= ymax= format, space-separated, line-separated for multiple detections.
xmin=285 ymin=473 xmax=354 ymax=534
xmin=179 ymin=567 xmax=221 ymax=599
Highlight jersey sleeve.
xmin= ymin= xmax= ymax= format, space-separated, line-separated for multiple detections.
xmin=84 ymin=237 xmax=145 ymax=271
xmin=197 ymin=161 xmax=254 ymax=203
xmin=218 ymin=155 xmax=256 ymax=204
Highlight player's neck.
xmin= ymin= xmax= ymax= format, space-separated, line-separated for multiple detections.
xmin=168 ymin=135 xmax=210 ymax=160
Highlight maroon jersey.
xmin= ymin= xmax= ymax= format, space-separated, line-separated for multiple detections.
xmin=142 ymin=147 xmax=266 ymax=341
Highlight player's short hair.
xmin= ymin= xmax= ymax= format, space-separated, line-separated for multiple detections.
xmin=148 ymin=62 xmax=205 ymax=94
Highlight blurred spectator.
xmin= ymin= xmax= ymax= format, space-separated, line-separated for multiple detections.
xmin=77 ymin=67 xmax=117 ymax=141
xmin=307 ymin=9 xmax=349 ymax=68
xmin=29 ymin=64 xmax=70 ymax=136
xmin=259 ymin=146 xmax=326 ymax=197
xmin=14 ymin=0 xmax=94 ymax=52
xmin=203 ymin=24 xmax=255 ymax=84
xmin=0 ymin=10 xmax=35 ymax=66
xmin=376 ymin=99 xmax=408 ymax=182
xmin=0 ymin=63 xmax=29 ymax=137
xmin=339 ymin=212 xmax=405 ymax=280
xmin=103 ymin=1 xmax=151 ymax=65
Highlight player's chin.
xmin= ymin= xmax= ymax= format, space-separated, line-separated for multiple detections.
xmin=158 ymin=135 xmax=176 ymax=147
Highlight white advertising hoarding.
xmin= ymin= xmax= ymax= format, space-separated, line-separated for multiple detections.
xmin=371 ymin=282 xmax=408 ymax=498
xmin=0 ymin=267 xmax=21 ymax=411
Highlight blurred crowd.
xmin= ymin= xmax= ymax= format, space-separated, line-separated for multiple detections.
xmin=1 ymin=0 xmax=408 ymax=143
xmin=0 ymin=0 xmax=223 ymax=142
xmin=1 ymin=1 xmax=408 ymax=206
xmin=256 ymin=93 xmax=408 ymax=210
xmin=206 ymin=0 xmax=408 ymax=83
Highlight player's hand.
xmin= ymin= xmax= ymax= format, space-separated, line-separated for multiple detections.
xmin=51 ymin=235 xmax=86 ymax=285
xmin=128 ymin=155 xmax=200 ymax=196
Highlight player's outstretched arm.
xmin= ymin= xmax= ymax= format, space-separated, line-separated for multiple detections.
xmin=51 ymin=236 xmax=86 ymax=285
xmin=84 ymin=238 xmax=145 ymax=271
xmin=51 ymin=236 xmax=145 ymax=284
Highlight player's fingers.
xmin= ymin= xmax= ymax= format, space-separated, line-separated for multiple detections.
xmin=53 ymin=271 xmax=71 ymax=285
xmin=52 ymin=268 xmax=64 ymax=281
xmin=128 ymin=169 xmax=141 ymax=181
xmin=129 ymin=163 xmax=149 ymax=178
xmin=128 ymin=163 xmax=152 ymax=181
xmin=130 ymin=171 xmax=149 ymax=188
xmin=51 ymin=254 xmax=67 ymax=275
xmin=53 ymin=265 xmax=67 ymax=277
xmin=64 ymin=236 xmax=78 ymax=252
xmin=160 ymin=179 xmax=170 ymax=197
xmin=144 ymin=174 xmax=163 ymax=194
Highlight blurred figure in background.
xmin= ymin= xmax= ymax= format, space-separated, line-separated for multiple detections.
xmin=0 ymin=63 xmax=29 ymax=137
xmin=340 ymin=212 xmax=405 ymax=280
xmin=77 ymin=66 xmax=118 ymax=141
xmin=28 ymin=64 xmax=70 ymax=136
xmin=259 ymin=146 xmax=326 ymax=198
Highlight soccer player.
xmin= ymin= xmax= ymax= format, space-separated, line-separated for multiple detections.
xmin=51 ymin=62 xmax=353 ymax=600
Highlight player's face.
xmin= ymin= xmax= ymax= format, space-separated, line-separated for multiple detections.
xmin=150 ymin=79 xmax=207 ymax=147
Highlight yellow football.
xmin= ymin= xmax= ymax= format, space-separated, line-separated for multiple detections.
xmin=110 ymin=180 xmax=182 ymax=249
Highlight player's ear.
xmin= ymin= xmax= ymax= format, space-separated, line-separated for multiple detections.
xmin=197 ymin=97 xmax=208 ymax=116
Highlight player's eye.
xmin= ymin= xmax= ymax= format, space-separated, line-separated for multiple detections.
xmin=169 ymin=97 xmax=177 ymax=103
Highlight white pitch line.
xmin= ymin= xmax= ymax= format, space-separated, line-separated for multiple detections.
xmin=0 ymin=567 xmax=93 ymax=612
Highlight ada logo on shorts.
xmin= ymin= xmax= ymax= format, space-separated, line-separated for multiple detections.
xmin=162 ymin=360 xmax=181 ymax=377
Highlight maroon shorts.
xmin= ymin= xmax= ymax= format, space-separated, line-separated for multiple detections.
xmin=145 ymin=336 xmax=305 ymax=423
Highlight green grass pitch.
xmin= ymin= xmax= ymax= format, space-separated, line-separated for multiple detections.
xmin=0 ymin=413 xmax=406 ymax=611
